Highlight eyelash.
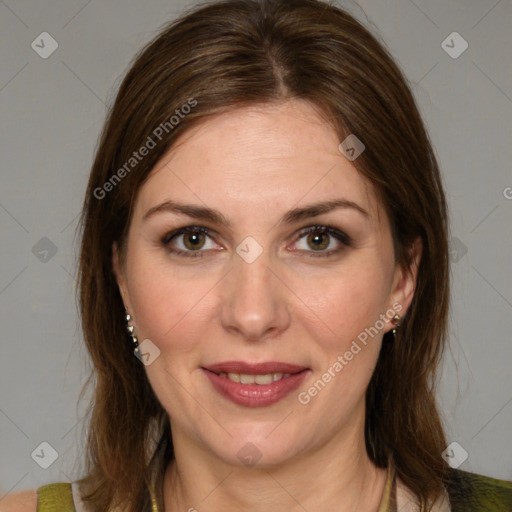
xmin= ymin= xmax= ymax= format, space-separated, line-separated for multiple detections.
xmin=160 ymin=225 xmax=352 ymax=259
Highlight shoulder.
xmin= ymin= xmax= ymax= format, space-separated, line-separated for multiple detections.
xmin=444 ymin=468 xmax=512 ymax=511
xmin=0 ymin=489 xmax=37 ymax=512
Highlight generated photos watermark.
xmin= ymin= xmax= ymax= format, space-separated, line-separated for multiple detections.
xmin=297 ymin=301 xmax=403 ymax=405
xmin=93 ymin=97 xmax=197 ymax=200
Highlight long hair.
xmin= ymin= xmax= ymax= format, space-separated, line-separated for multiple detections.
xmin=76 ymin=0 xmax=451 ymax=510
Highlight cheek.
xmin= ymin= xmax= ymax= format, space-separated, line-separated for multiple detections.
xmin=296 ymin=274 xmax=386 ymax=411
xmin=125 ymin=254 xmax=218 ymax=356
xmin=293 ymin=263 xmax=389 ymax=349
xmin=292 ymin=276 xmax=386 ymax=432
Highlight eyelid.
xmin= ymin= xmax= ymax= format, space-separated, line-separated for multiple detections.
xmin=161 ymin=225 xmax=213 ymax=245
xmin=295 ymin=225 xmax=352 ymax=245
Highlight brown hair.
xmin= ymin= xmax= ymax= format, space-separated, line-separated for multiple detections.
xmin=76 ymin=0 xmax=451 ymax=510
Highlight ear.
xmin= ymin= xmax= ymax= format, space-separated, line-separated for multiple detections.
xmin=388 ymin=236 xmax=422 ymax=321
xmin=112 ymin=241 xmax=131 ymax=311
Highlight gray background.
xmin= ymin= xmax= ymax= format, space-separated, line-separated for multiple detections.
xmin=1 ymin=0 xmax=511 ymax=498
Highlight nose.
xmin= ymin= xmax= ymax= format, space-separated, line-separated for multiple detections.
xmin=219 ymin=248 xmax=291 ymax=342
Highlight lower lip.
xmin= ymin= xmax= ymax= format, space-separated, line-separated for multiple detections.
xmin=202 ymin=368 xmax=309 ymax=407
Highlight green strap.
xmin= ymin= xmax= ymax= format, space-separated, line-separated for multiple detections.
xmin=37 ymin=483 xmax=75 ymax=512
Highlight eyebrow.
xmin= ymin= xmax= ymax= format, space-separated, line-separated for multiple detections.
xmin=142 ymin=198 xmax=370 ymax=226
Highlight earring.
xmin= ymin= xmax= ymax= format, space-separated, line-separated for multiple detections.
xmin=125 ymin=310 xmax=141 ymax=356
xmin=391 ymin=314 xmax=401 ymax=338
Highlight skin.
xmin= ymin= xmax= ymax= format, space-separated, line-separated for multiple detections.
xmin=113 ymin=99 xmax=422 ymax=511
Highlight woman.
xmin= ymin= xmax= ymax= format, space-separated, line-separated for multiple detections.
xmin=4 ymin=0 xmax=511 ymax=510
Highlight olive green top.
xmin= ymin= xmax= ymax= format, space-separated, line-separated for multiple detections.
xmin=37 ymin=466 xmax=396 ymax=511
xmin=36 ymin=463 xmax=512 ymax=511
xmin=36 ymin=483 xmax=74 ymax=512
xmin=444 ymin=468 xmax=512 ymax=511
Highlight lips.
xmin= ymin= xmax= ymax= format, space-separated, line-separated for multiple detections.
xmin=203 ymin=361 xmax=307 ymax=375
xmin=201 ymin=361 xmax=310 ymax=407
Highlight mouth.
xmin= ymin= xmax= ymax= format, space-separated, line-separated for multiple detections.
xmin=212 ymin=371 xmax=293 ymax=385
xmin=201 ymin=361 xmax=310 ymax=407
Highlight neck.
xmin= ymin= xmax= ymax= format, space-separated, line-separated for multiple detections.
xmin=162 ymin=411 xmax=387 ymax=511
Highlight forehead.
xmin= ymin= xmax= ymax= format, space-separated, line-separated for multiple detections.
xmin=136 ymin=100 xmax=383 ymax=225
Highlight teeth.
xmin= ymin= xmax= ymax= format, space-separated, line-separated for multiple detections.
xmin=240 ymin=374 xmax=256 ymax=384
xmin=255 ymin=374 xmax=273 ymax=385
xmin=217 ymin=372 xmax=291 ymax=384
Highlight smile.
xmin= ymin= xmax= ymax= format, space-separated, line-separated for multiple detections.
xmin=201 ymin=363 xmax=310 ymax=407
xmin=217 ymin=372 xmax=291 ymax=384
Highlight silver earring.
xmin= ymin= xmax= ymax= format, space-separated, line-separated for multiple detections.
xmin=391 ymin=314 xmax=401 ymax=338
xmin=125 ymin=311 xmax=140 ymax=355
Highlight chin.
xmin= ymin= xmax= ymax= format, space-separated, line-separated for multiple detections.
xmin=203 ymin=425 xmax=309 ymax=469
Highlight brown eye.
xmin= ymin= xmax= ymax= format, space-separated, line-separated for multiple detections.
xmin=182 ymin=231 xmax=206 ymax=250
xmin=293 ymin=225 xmax=352 ymax=257
xmin=161 ymin=226 xmax=218 ymax=257
xmin=306 ymin=230 xmax=330 ymax=251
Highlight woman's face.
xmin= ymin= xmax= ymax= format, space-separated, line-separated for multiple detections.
xmin=113 ymin=99 xmax=420 ymax=467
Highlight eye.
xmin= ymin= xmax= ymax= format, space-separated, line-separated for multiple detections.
xmin=161 ymin=226 xmax=220 ymax=257
xmin=291 ymin=225 xmax=351 ymax=257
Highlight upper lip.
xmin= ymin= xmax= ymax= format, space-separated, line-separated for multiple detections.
xmin=203 ymin=361 xmax=308 ymax=375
